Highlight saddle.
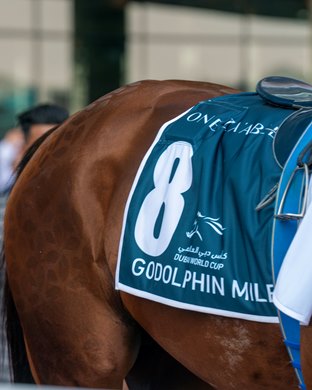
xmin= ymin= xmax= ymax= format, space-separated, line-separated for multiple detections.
xmin=258 ymin=76 xmax=312 ymax=390
xmin=256 ymin=77 xmax=312 ymax=219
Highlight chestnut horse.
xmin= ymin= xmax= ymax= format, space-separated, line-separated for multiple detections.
xmin=2 ymin=79 xmax=312 ymax=389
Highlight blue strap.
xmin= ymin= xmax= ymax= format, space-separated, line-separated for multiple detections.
xmin=272 ymin=122 xmax=312 ymax=389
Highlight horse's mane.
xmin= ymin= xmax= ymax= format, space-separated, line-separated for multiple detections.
xmin=1 ymin=125 xmax=60 ymax=383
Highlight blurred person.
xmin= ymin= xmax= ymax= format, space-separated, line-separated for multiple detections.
xmin=0 ymin=128 xmax=22 ymax=381
xmin=0 ymin=104 xmax=69 ymax=195
xmin=15 ymin=103 xmax=69 ymax=164
xmin=0 ymin=128 xmax=23 ymax=195
xmin=0 ymin=103 xmax=69 ymax=382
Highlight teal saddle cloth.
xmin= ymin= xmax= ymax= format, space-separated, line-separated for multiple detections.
xmin=116 ymin=92 xmax=297 ymax=322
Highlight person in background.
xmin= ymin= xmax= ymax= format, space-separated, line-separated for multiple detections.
xmin=0 ymin=103 xmax=69 ymax=382
xmin=0 ymin=128 xmax=24 ymax=194
xmin=0 ymin=104 xmax=69 ymax=195
xmin=15 ymin=103 xmax=69 ymax=166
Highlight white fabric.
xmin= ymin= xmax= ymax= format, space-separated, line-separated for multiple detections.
xmin=273 ymin=177 xmax=312 ymax=325
xmin=0 ymin=140 xmax=17 ymax=192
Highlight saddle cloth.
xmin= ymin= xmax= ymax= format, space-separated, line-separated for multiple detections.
xmin=116 ymin=92 xmax=298 ymax=323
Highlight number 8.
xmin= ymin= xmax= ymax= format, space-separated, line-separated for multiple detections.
xmin=134 ymin=141 xmax=193 ymax=256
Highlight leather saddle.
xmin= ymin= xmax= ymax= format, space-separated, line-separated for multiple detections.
xmin=256 ymin=76 xmax=312 ymax=220
xmin=257 ymin=76 xmax=312 ymax=167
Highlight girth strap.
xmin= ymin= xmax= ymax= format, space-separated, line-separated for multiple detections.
xmin=272 ymin=122 xmax=312 ymax=390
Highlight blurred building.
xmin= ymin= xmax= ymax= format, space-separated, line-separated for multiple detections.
xmin=0 ymin=0 xmax=310 ymax=137
xmin=126 ymin=2 xmax=311 ymax=90
xmin=0 ymin=0 xmax=73 ymax=137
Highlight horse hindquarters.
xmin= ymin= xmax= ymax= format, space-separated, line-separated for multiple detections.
xmin=4 ymin=191 xmax=141 ymax=387
xmin=2 ymin=131 xmax=57 ymax=384
xmin=3 ymin=137 xmax=141 ymax=388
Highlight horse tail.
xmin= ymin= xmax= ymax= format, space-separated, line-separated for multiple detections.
xmin=1 ymin=126 xmax=59 ymax=383
xmin=2 ymin=276 xmax=34 ymax=382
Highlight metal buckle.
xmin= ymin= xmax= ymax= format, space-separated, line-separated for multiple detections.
xmin=255 ymin=183 xmax=278 ymax=211
xmin=274 ymin=163 xmax=309 ymax=220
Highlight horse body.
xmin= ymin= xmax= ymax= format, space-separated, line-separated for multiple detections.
xmin=4 ymin=79 xmax=312 ymax=388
